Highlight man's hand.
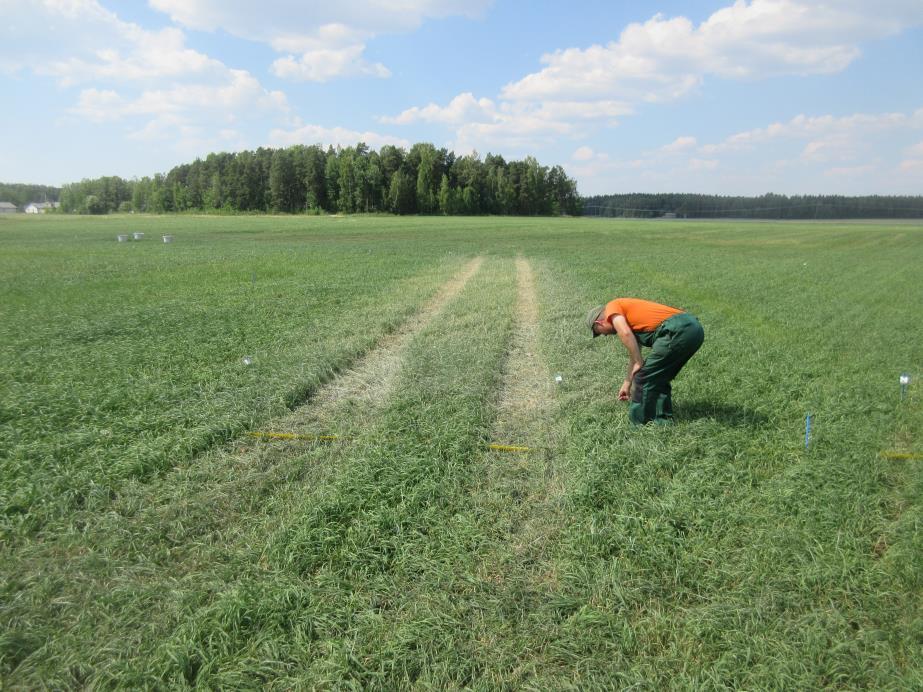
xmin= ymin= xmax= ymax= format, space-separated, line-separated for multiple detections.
xmin=617 ymin=380 xmax=631 ymax=401
xmin=618 ymin=363 xmax=643 ymax=401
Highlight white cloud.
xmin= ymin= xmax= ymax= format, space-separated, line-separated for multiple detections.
xmin=701 ymin=110 xmax=923 ymax=156
xmin=267 ymin=23 xmax=359 ymax=54
xmin=501 ymin=1 xmax=921 ymax=104
xmin=126 ymin=114 xmax=188 ymax=141
xmin=382 ymin=93 xmax=630 ymax=155
xmin=568 ymin=136 xmax=709 ymax=186
xmin=269 ymin=123 xmax=410 ymax=150
xmin=69 ymin=88 xmax=125 ymax=122
xmin=660 ymin=136 xmax=697 ymax=153
xmin=453 ymin=114 xmax=577 ymax=155
xmin=2 ymin=1 xmax=291 ymax=150
xmin=148 ymin=0 xmax=491 ymax=38
xmin=382 ymin=2 xmax=922 ymax=162
xmin=824 ymin=164 xmax=877 ymax=176
xmin=149 ymin=0 xmax=493 ymax=81
xmin=2 ymin=1 xmax=223 ymax=86
xmin=572 ymin=146 xmax=596 ymax=162
xmin=69 ymin=70 xmax=288 ymax=123
xmin=801 ymin=137 xmax=858 ymax=163
xmin=381 ymin=93 xmax=498 ymax=125
xmin=271 ymin=44 xmax=390 ymax=82
xmin=570 ymin=104 xmax=923 ymax=195
xmin=568 ymin=147 xmax=613 ymax=180
xmin=266 ymin=23 xmax=392 ymax=82
xmin=38 ymin=26 xmax=224 ymax=85
xmin=689 ymin=158 xmax=718 ymax=171
xmin=530 ymin=100 xmax=631 ymax=123
xmin=566 ymin=154 xmax=648 ymax=186
xmin=899 ymin=159 xmax=923 ymax=173
xmin=900 ymin=140 xmax=923 ymax=175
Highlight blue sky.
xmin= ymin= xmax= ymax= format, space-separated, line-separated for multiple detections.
xmin=1 ymin=0 xmax=922 ymax=195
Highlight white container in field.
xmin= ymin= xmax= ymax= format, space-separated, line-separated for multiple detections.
xmin=242 ymin=356 xmax=253 ymax=366
xmin=162 ymin=234 xmax=173 ymax=243
xmin=132 ymin=232 xmax=144 ymax=240
xmin=117 ymin=234 xmax=129 ymax=242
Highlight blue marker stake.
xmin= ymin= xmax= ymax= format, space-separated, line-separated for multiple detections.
xmin=805 ymin=413 xmax=812 ymax=450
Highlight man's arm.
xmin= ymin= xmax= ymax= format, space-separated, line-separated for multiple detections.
xmin=611 ymin=314 xmax=643 ymax=400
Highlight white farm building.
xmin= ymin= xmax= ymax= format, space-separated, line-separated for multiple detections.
xmin=0 ymin=202 xmax=18 ymax=214
xmin=25 ymin=202 xmax=57 ymax=214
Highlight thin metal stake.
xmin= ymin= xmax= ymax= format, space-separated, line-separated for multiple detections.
xmin=805 ymin=413 xmax=812 ymax=450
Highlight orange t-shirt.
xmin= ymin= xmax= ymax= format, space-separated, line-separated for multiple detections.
xmin=602 ymin=298 xmax=683 ymax=333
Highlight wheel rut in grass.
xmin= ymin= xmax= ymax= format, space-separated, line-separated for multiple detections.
xmin=85 ymin=255 xmax=486 ymax=552
xmin=358 ymin=255 xmax=569 ymax=683
xmin=279 ymin=255 xmax=484 ymax=436
xmin=152 ymin=255 xmax=489 ymax=539
xmin=491 ymin=256 xmax=555 ymax=447
xmin=124 ymin=254 xmax=486 ymax=548
xmin=477 ymin=256 xmax=565 ymax=588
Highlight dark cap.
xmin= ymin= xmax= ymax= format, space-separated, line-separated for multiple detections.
xmin=585 ymin=305 xmax=604 ymax=337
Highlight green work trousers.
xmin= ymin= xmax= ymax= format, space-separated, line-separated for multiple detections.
xmin=629 ymin=312 xmax=704 ymax=425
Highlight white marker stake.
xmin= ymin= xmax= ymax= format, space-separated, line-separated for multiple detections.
xmin=900 ymin=372 xmax=910 ymax=401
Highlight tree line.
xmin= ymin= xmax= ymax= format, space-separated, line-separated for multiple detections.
xmin=58 ymin=142 xmax=582 ymax=216
xmin=0 ymin=183 xmax=60 ymax=208
xmin=583 ymin=192 xmax=923 ymax=219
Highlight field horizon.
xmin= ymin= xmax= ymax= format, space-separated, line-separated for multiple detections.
xmin=2 ymin=213 xmax=921 ymax=688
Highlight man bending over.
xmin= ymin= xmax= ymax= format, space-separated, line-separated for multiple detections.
xmin=586 ymin=298 xmax=704 ymax=425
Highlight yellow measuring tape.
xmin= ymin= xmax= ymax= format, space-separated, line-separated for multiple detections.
xmin=879 ymin=451 xmax=923 ymax=460
xmin=247 ymin=431 xmax=339 ymax=442
xmin=248 ymin=432 xmax=534 ymax=453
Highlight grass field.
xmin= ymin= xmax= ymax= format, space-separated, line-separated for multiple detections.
xmin=1 ymin=213 xmax=921 ymax=688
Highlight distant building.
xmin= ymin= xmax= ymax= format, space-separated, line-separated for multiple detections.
xmin=25 ymin=202 xmax=57 ymax=214
xmin=662 ymin=212 xmax=677 ymax=219
xmin=0 ymin=202 xmax=17 ymax=214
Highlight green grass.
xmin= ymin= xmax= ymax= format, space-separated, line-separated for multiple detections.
xmin=1 ymin=213 xmax=921 ymax=687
